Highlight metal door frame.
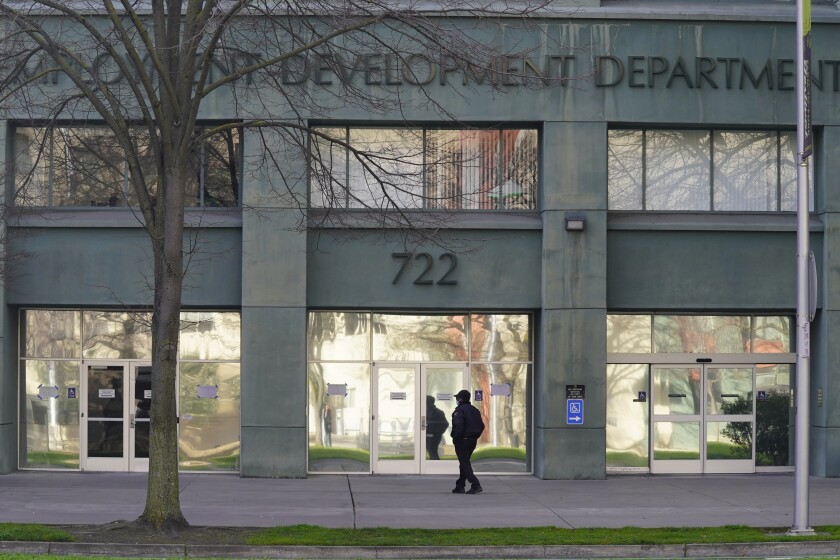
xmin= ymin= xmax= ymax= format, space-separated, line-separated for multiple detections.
xmin=650 ymin=364 xmax=755 ymax=474
xmin=371 ymin=362 xmax=468 ymax=475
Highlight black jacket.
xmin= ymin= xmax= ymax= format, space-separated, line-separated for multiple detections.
xmin=451 ymin=401 xmax=485 ymax=440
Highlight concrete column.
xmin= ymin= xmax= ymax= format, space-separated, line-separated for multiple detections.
xmin=811 ymin=125 xmax=840 ymax=477
xmin=535 ymin=121 xmax=607 ymax=479
xmin=239 ymin=129 xmax=308 ymax=477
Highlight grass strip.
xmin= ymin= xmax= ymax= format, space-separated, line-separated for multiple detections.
xmin=248 ymin=524 xmax=840 ymax=546
xmin=0 ymin=524 xmax=74 ymax=542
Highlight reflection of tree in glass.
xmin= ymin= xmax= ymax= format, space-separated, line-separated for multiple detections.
xmin=722 ymin=390 xmax=791 ymax=466
xmin=376 ymin=315 xmax=466 ymax=361
xmin=646 ymin=130 xmax=711 ymax=211
xmin=84 ymin=312 xmax=152 ymax=359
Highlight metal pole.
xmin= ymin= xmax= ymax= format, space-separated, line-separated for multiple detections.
xmin=791 ymin=0 xmax=814 ymax=536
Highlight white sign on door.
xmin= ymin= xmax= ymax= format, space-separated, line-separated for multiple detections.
xmin=99 ymin=389 xmax=116 ymax=398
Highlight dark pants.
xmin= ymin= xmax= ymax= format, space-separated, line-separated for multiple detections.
xmin=426 ymin=434 xmax=442 ymax=460
xmin=454 ymin=437 xmax=480 ymax=488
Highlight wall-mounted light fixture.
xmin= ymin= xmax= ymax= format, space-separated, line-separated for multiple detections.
xmin=565 ymin=215 xmax=585 ymax=231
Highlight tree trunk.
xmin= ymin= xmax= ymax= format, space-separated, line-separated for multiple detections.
xmin=140 ymin=163 xmax=189 ymax=530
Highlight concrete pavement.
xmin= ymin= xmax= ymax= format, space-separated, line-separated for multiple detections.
xmin=4 ymin=471 xmax=840 ymax=558
xmin=0 ymin=471 xmax=839 ymax=529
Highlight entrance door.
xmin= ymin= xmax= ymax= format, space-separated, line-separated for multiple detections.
xmin=81 ymin=362 xmax=152 ymax=472
xmin=372 ymin=363 xmax=468 ymax=474
xmin=651 ymin=365 xmax=754 ymax=474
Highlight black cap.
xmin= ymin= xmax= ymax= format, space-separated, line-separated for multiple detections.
xmin=455 ymin=390 xmax=471 ymax=401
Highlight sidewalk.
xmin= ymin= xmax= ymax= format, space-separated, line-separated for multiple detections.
xmin=2 ymin=471 xmax=840 ymax=558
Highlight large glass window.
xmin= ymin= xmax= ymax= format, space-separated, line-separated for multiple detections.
xmin=19 ymin=309 xmax=241 ymax=471
xmin=608 ymin=129 xmax=813 ymax=211
xmin=307 ymin=312 xmax=532 ymax=473
xmin=13 ymin=126 xmax=241 ymax=208
xmin=310 ymin=127 xmax=538 ymax=210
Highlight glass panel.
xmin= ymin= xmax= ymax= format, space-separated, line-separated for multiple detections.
xmin=203 ymin=127 xmax=241 ymax=207
xmin=653 ymin=315 xmax=750 ymax=353
xmin=373 ymin=314 xmax=467 ymax=361
xmin=646 ymin=130 xmax=711 ymax=211
xmin=21 ymin=360 xmax=80 ymax=469
xmin=348 ymin=128 xmax=424 ymax=209
xmin=499 ymin=129 xmax=538 ymax=210
xmin=133 ymin=366 xmax=151 ymax=460
xmin=755 ymin=364 xmax=794 ymax=466
xmin=423 ymin=367 xmax=461 ymax=462
xmin=606 ymin=314 xmax=652 ymax=353
xmin=14 ymin=127 xmax=51 ymax=206
xmin=310 ymin=127 xmax=348 ymax=208
xmin=307 ymin=363 xmax=371 ymax=472
xmin=52 ymin=127 xmax=126 ymax=207
xmin=608 ymin=129 xmax=644 ymax=210
xmin=134 ymin=366 xmax=152 ymax=420
xmin=653 ymin=367 xmax=701 ymax=415
xmin=179 ymin=312 xmax=241 ymax=360
xmin=752 ymin=316 xmax=792 ymax=353
xmin=470 ymin=363 xmax=528 ymax=473
xmin=134 ymin=421 xmax=150 ymax=459
xmin=706 ymin=368 xmax=753 ymax=416
xmin=470 ymin=314 xmax=531 ymax=362
xmin=653 ymin=421 xmax=700 ymax=460
xmin=707 ymin=421 xmax=752 ymax=460
xmin=87 ymin=420 xmax=124 ymax=458
xmin=82 ymin=311 xmax=152 ymax=359
xmin=606 ymin=364 xmax=649 ymax=468
xmin=307 ymin=312 xmax=371 ymax=361
xmin=87 ymin=366 xmax=124 ymax=418
xmin=377 ymin=366 xmax=415 ymax=461
xmin=23 ymin=310 xmax=81 ymax=359
xmin=714 ymin=131 xmax=776 ymax=211
xmin=125 ymin=128 xmax=161 ymax=208
xmin=426 ymin=129 xmax=500 ymax=210
xmin=780 ymin=131 xmax=814 ymax=212
xmin=179 ymin=363 xmax=241 ymax=471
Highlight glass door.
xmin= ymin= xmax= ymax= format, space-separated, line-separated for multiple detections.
xmin=373 ymin=364 xmax=419 ymax=474
xmin=651 ymin=364 xmax=755 ymax=474
xmin=82 ymin=361 xmax=152 ymax=472
xmin=372 ymin=363 xmax=469 ymax=474
xmin=129 ymin=364 xmax=152 ymax=472
xmin=420 ymin=364 xmax=469 ymax=474
xmin=705 ymin=366 xmax=754 ymax=473
xmin=83 ymin=364 xmax=128 ymax=471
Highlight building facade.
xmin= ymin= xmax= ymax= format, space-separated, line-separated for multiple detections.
xmin=3 ymin=1 xmax=840 ymax=479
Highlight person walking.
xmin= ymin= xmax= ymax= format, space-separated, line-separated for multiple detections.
xmin=426 ymin=395 xmax=449 ymax=460
xmin=450 ymin=389 xmax=485 ymax=494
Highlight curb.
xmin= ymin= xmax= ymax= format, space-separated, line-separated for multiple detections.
xmin=1 ymin=540 xmax=840 ymax=558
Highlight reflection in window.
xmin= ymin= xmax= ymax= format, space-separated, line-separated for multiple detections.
xmin=307 ymin=312 xmax=371 ymax=361
xmin=24 ymin=310 xmax=81 ymax=359
xmin=607 ymin=129 xmax=813 ymax=212
xmin=180 ymin=312 xmax=241 ymax=360
xmin=13 ymin=125 xmax=241 ymax=208
xmin=606 ymin=315 xmax=651 ymax=354
xmin=311 ymin=127 xmax=538 ymax=210
xmin=82 ymin=311 xmax=152 ymax=360
xmin=654 ymin=421 xmax=700 ymax=460
xmin=653 ymin=315 xmax=750 ymax=354
xmin=755 ymin=364 xmax=793 ymax=466
xmin=470 ymin=314 xmax=531 ymax=362
xmin=373 ymin=314 xmax=468 ymax=361
xmin=179 ymin=363 xmax=241 ymax=471
xmin=606 ymin=364 xmax=649 ymax=468
xmin=470 ymin=363 xmax=529 ymax=473
xmin=307 ymin=363 xmax=370 ymax=472
xmin=21 ymin=360 xmax=80 ymax=469
xmin=707 ymin=421 xmax=752 ymax=460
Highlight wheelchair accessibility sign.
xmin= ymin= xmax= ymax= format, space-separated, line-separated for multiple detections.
xmin=567 ymin=399 xmax=584 ymax=425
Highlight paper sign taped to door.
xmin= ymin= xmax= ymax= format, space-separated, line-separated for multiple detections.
xmin=99 ymin=389 xmax=116 ymax=398
xmin=436 ymin=393 xmax=452 ymax=401
xmin=38 ymin=386 xmax=59 ymax=400
xmin=144 ymin=390 xmax=152 ymax=399
xmin=197 ymin=385 xmax=218 ymax=399
xmin=390 ymin=392 xmax=407 ymax=400
xmin=328 ymin=383 xmax=347 ymax=397
xmin=490 ymin=383 xmax=511 ymax=397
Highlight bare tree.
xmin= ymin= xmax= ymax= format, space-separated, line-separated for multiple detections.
xmin=0 ymin=0 xmax=560 ymax=530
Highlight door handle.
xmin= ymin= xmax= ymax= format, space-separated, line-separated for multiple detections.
xmin=421 ymin=415 xmax=426 ymax=430
xmin=129 ymin=413 xmax=135 ymax=428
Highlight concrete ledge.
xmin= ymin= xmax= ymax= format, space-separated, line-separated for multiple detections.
xmin=545 ymin=544 xmax=686 ymax=558
xmin=4 ymin=540 xmax=840 ymax=559
xmin=686 ymin=541 xmax=840 ymax=558
xmin=49 ymin=542 xmax=187 ymax=557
